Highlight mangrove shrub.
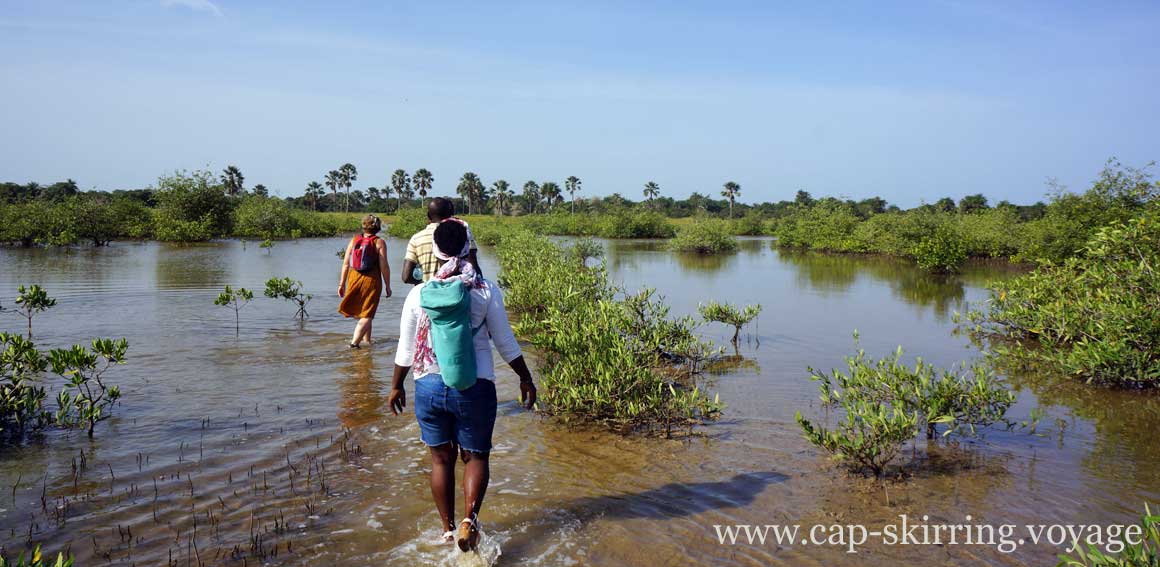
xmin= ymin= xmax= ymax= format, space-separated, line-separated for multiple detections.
xmin=496 ymin=231 xmax=722 ymax=434
xmin=670 ymin=220 xmax=738 ymax=254
xmin=698 ymin=300 xmax=762 ymax=344
xmin=796 ymin=342 xmax=1014 ymax=476
xmin=970 ymin=204 xmax=1160 ymax=386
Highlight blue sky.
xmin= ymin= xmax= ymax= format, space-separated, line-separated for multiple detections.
xmin=1 ymin=0 xmax=1157 ymax=206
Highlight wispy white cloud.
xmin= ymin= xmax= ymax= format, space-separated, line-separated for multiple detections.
xmin=160 ymin=0 xmax=223 ymax=17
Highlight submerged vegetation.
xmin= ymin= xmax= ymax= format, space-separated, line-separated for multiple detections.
xmin=495 ymin=230 xmax=722 ymax=434
xmin=796 ymin=339 xmax=1015 ymax=476
xmin=968 ymin=201 xmax=1160 ymax=387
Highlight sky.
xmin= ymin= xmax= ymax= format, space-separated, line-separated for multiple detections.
xmin=1 ymin=0 xmax=1158 ymax=206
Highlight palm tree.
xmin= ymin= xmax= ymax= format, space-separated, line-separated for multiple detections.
xmin=643 ymin=181 xmax=660 ymax=203
xmin=339 ymin=163 xmax=358 ymax=213
xmin=304 ymin=181 xmax=324 ymax=210
xmin=221 ymin=165 xmax=245 ymax=196
xmin=721 ymin=181 xmax=741 ymax=218
xmin=521 ymin=181 xmax=540 ymax=214
xmin=413 ymin=168 xmax=433 ymax=207
xmin=564 ymin=176 xmax=581 ymax=214
xmin=325 ymin=170 xmax=342 ymax=209
xmin=378 ymin=184 xmax=394 ymax=212
xmin=390 ymin=169 xmax=410 ymax=210
xmin=457 ymin=172 xmax=485 ymax=215
xmin=540 ymin=182 xmax=562 ymax=212
xmin=492 ymin=180 xmax=512 ymax=216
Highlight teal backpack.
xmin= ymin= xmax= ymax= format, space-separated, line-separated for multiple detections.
xmin=419 ymin=279 xmax=484 ymax=390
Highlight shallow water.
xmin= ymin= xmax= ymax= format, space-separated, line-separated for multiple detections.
xmin=0 ymin=237 xmax=1156 ymax=566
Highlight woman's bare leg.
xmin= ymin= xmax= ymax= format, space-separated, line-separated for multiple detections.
xmin=430 ymin=443 xmax=457 ymax=534
xmin=360 ymin=319 xmax=373 ymax=346
xmin=351 ymin=317 xmax=372 ymax=346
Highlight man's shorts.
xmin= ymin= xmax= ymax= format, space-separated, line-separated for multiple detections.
xmin=414 ymin=375 xmax=497 ymax=454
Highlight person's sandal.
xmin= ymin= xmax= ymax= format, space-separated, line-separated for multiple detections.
xmin=457 ymin=515 xmax=480 ymax=552
xmin=348 ymin=343 xmax=360 ymax=349
xmin=439 ymin=530 xmax=455 ymax=545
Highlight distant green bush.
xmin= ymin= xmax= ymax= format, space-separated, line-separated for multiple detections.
xmin=152 ymin=170 xmax=235 ymax=242
xmin=595 ymin=211 xmax=676 ymax=239
xmin=969 ymin=204 xmax=1160 ymax=386
xmin=796 ymin=341 xmax=1014 ymax=476
xmin=233 ymin=196 xmax=300 ymax=239
xmin=773 ymin=200 xmax=864 ymax=251
xmin=731 ymin=211 xmax=769 ymax=236
xmin=912 ymin=226 xmax=968 ymax=273
xmin=387 ymin=207 xmax=428 ymax=239
xmin=670 ymin=220 xmax=738 ymax=254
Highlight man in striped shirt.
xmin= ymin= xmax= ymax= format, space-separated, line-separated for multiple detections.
xmin=402 ymin=197 xmax=481 ymax=284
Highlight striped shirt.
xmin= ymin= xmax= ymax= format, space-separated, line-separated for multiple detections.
xmin=404 ymin=222 xmax=478 ymax=282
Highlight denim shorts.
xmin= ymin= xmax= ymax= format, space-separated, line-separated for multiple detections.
xmin=414 ymin=375 xmax=497 ymax=454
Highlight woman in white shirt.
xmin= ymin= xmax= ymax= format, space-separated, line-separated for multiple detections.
xmin=388 ymin=219 xmax=536 ymax=553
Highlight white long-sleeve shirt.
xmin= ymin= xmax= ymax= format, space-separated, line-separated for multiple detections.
xmin=394 ymin=279 xmax=523 ymax=381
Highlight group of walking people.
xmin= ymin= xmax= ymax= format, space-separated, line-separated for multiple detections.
xmin=337 ymin=197 xmax=535 ymax=552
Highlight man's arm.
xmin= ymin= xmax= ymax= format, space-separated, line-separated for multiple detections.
xmin=401 ymin=259 xmax=422 ymax=284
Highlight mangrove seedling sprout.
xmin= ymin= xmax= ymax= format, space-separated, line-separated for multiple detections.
xmin=214 ymin=285 xmax=253 ymax=336
xmin=698 ymin=300 xmax=762 ymax=345
xmin=264 ymin=277 xmax=312 ymax=319
xmin=49 ymin=338 xmax=128 ymax=438
xmin=13 ymin=285 xmax=56 ymax=339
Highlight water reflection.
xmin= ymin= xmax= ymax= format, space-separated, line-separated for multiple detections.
xmin=774 ymin=248 xmax=967 ymax=321
xmin=338 ymin=350 xmax=386 ymax=428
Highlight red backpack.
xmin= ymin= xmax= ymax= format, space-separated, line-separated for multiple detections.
xmin=349 ymin=235 xmax=378 ymax=272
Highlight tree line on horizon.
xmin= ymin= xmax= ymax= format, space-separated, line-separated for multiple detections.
xmin=1 ymin=164 xmax=1050 ymax=222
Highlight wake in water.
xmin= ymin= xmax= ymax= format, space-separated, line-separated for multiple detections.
xmin=387 ymin=526 xmax=505 ymax=566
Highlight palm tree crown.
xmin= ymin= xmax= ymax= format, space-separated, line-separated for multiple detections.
xmin=221 ymin=165 xmax=245 ymax=196
xmin=492 ymin=180 xmax=512 ymax=216
xmin=413 ymin=168 xmax=433 ymax=206
xmin=521 ymin=181 xmax=540 ymax=214
xmin=721 ymin=181 xmax=741 ymax=218
xmin=457 ymin=172 xmax=485 ymax=215
xmin=540 ymin=181 xmax=562 ymax=211
xmin=325 ymin=170 xmax=342 ymax=207
xmin=643 ymin=181 xmax=660 ymax=201
xmin=339 ymin=163 xmax=358 ymax=213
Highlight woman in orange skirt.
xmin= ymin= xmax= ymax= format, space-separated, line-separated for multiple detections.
xmin=339 ymin=215 xmax=392 ymax=348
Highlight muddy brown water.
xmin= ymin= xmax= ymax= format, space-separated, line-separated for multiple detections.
xmin=0 ymin=237 xmax=1156 ymax=566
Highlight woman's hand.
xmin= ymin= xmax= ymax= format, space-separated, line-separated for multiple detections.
xmin=388 ymin=387 xmax=406 ymax=415
xmin=338 ymin=283 xmax=346 ymax=298
xmin=520 ymin=381 xmax=537 ymax=410
xmin=384 ymin=284 xmax=393 ymax=299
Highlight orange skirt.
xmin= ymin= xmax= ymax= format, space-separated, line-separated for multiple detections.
xmin=339 ymin=267 xmax=382 ymax=319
